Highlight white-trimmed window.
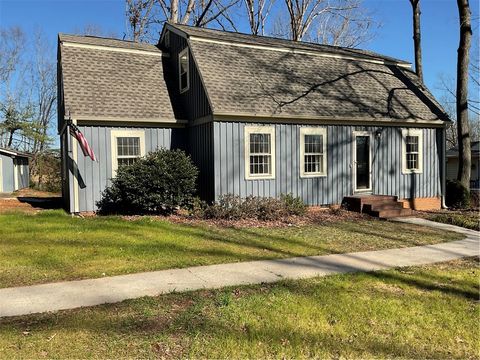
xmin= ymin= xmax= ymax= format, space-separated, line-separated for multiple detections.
xmin=402 ymin=129 xmax=423 ymax=173
xmin=300 ymin=127 xmax=327 ymax=177
xmin=111 ymin=130 xmax=145 ymax=176
xmin=178 ymin=48 xmax=189 ymax=93
xmin=245 ymin=126 xmax=275 ymax=180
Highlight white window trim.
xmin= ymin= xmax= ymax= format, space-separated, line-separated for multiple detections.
xmin=178 ymin=48 xmax=190 ymax=93
xmin=300 ymin=127 xmax=327 ymax=178
xmin=402 ymin=128 xmax=423 ymax=174
xmin=244 ymin=125 xmax=275 ymax=180
xmin=110 ymin=130 xmax=146 ymax=177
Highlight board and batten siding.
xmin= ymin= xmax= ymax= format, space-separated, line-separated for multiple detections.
xmin=188 ymin=122 xmax=215 ymax=201
xmin=164 ymin=30 xmax=211 ymax=121
xmin=0 ymin=154 xmax=14 ymax=192
xmin=15 ymin=158 xmax=29 ymax=189
xmin=212 ymin=122 xmax=442 ymax=205
xmin=71 ymin=125 xmax=185 ymax=212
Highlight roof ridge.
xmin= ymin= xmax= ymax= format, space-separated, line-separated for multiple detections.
xmin=170 ymin=23 xmax=410 ymax=65
xmin=58 ymin=33 xmax=160 ymax=52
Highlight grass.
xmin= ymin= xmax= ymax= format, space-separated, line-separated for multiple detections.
xmin=425 ymin=210 xmax=480 ymax=231
xmin=0 ymin=257 xmax=478 ymax=359
xmin=0 ymin=210 xmax=464 ymax=288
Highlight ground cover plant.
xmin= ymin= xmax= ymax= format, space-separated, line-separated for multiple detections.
xmin=0 ymin=257 xmax=477 ymax=358
xmin=0 ymin=210 xmax=464 ymax=288
xmin=192 ymin=193 xmax=307 ymax=221
xmin=422 ymin=209 xmax=479 ymax=231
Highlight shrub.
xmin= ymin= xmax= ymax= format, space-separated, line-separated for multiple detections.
xmin=446 ymin=180 xmax=470 ymax=209
xmin=200 ymin=193 xmax=306 ymax=221
xmin=97 ymin=149 xmax=198 ymax=215
xmin=280 ymin=193 xmax=307 ymax=216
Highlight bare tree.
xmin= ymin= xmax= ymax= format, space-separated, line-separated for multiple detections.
xmin=0 ymin=27 xmax=56 ymax=153
xmin=243 ymin=0 xmax=275 ymax=35
xmin=125 ymin=0 xmax=239 ymax=41
xmin=126 ymin=0 xmax=156 ymax=41
xmin=31 ymin=31 xmax=56 ymax=152
xmin=456 ymin=0 xmax=473 ymax=189
xmin=281 ymin=0 xmax=374 ymax=46
xmin=313 ymin=4 xmax=377 ymax=47
xmin=0 ymin=27 xmax=24 ymax=87
xmin=409 ymin=0 xmax=423 ymax=81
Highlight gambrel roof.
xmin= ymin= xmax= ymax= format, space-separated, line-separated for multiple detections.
xmin=169 ymin=24 xmax=449 ymax=123
xmin=58 ymin=34 xmax=176 ymax=124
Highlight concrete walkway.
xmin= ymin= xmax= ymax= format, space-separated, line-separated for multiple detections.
xmin=0 ymin=218 xmax=478 ymax=318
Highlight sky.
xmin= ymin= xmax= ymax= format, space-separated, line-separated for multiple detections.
xmin=0 ymin=0 xmax=478 ymax=112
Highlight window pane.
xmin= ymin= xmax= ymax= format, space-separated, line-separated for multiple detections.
xmin=181 ymin=73 xmax=188 ymax=90
xmin=250 ymin=154 xmax=271 ymax=174
xmin=407 ymin=153 xmax=418 ymax=170
xmin=118 ymin=157 xmax=138 ymax=168
xmin=304 ymin=135 xmax=322 ymax=154
xmin=304 ymin=154 xmax=323 ymax=174
xmin=117 ymin=137 xmax=140 ymax=156
xmin=180 ymin=53 xmax=188 ymax=73
xmin=406 ymin=136 xmax=419 ymax=153
xmin=250 ymin=133 xmax=271 ymax=154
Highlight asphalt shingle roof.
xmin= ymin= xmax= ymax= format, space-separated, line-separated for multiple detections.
xmin=59 ymin=34 xmax=176 ymax=121
xmin=172 ymin=24 xmax=449 ymax=122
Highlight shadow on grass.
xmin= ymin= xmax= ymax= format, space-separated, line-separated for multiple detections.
xmin=1 ymin=258 xmax=477 ymax=358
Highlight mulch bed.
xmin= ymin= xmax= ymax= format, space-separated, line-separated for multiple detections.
xmin=121 ymin=207 xmax=371 ymax=228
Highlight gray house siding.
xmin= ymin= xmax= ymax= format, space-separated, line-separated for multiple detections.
xmin=67 ymin=125 xmax=185 ymax=212
xmin=0 ymin=153 xmax=29 ymax=192
xmin=188 ymin=122 xmax=215 ymax=201
xmin=163 ymin=30 xmax=211 ymax=122
xmin=0 ymin=154 xmax=14 ymax=192
xmin=212 ymin=122 xmax=441 ymax=205
xmin=15 ymin=158 xmax=29 ymax=189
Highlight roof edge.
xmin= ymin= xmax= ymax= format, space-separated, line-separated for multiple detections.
xmin=168 ymin=23 xmax=411 ymax=67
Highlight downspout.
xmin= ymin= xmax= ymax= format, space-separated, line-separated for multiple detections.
xmin=441 ymin=126 xmax=448 ymax=209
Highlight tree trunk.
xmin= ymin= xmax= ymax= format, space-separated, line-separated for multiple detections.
xmin=456 ymin=0 xmax=472 ymax=190
xmin=409 ymin=0 xmax=423 ymax=81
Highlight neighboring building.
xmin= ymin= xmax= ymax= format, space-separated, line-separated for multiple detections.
xmin=446 ymin=141 xmax=480 ymax=189
xmin=57 ymin=23 xmax=450 ymax=214
xmin=0 ymin=148 xmax=30 ymax=193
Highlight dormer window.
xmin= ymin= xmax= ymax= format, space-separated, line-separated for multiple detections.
xmin=179 ymin=48 xmax=189 ymax=93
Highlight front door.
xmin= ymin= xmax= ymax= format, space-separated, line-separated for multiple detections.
xmin=353 ymin=132 xmax=372 ymax=192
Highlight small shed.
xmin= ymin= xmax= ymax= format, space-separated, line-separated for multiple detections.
xmin=0 ymin=148 xmax=30 ymax=193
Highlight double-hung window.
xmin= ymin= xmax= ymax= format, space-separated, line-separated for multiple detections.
xmin=245 ymin=126 xmax=275 ymax=179
xmin=178 ymin=48 xmax=189 ymax=93
xmin=111 ymin=130 xmax=145 ymax=176
xmin=402 ymin=129 xmax=423 ymax=173
xmin=300 ymin=127 xmax=327 ymax=177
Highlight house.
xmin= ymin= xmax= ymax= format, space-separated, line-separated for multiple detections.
xmin=0 ymin=148 xmax=30 ymax=193
xmin=57 ymin=23 xmax=450 ymax=214
xmin=446 ymin=141 xmax=480 ymax=189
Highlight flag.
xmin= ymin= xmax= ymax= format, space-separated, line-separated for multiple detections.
xmin=69 ymin=123 xmax=97 ymax=161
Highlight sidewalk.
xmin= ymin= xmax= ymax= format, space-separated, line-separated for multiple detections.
xmin=0 ymin=218 xmax=478 ymax=318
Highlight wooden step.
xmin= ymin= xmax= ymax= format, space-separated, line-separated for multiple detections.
xmin=370 ymin=208 xmax=413 ymax=219
xmin=342 ymin=195 xmax=412 ymax=219
xmin=363 ymin=203 xmax=404 ymax=213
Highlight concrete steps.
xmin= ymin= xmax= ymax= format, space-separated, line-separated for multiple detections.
xmin=342 ymin=195 xmax=412 ymax=219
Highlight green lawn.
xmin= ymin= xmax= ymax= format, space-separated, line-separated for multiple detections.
xmin=0 ymin=210 xmax=464 ymax=288
xmin=0 ymin=257 xmax=478 ymax=359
